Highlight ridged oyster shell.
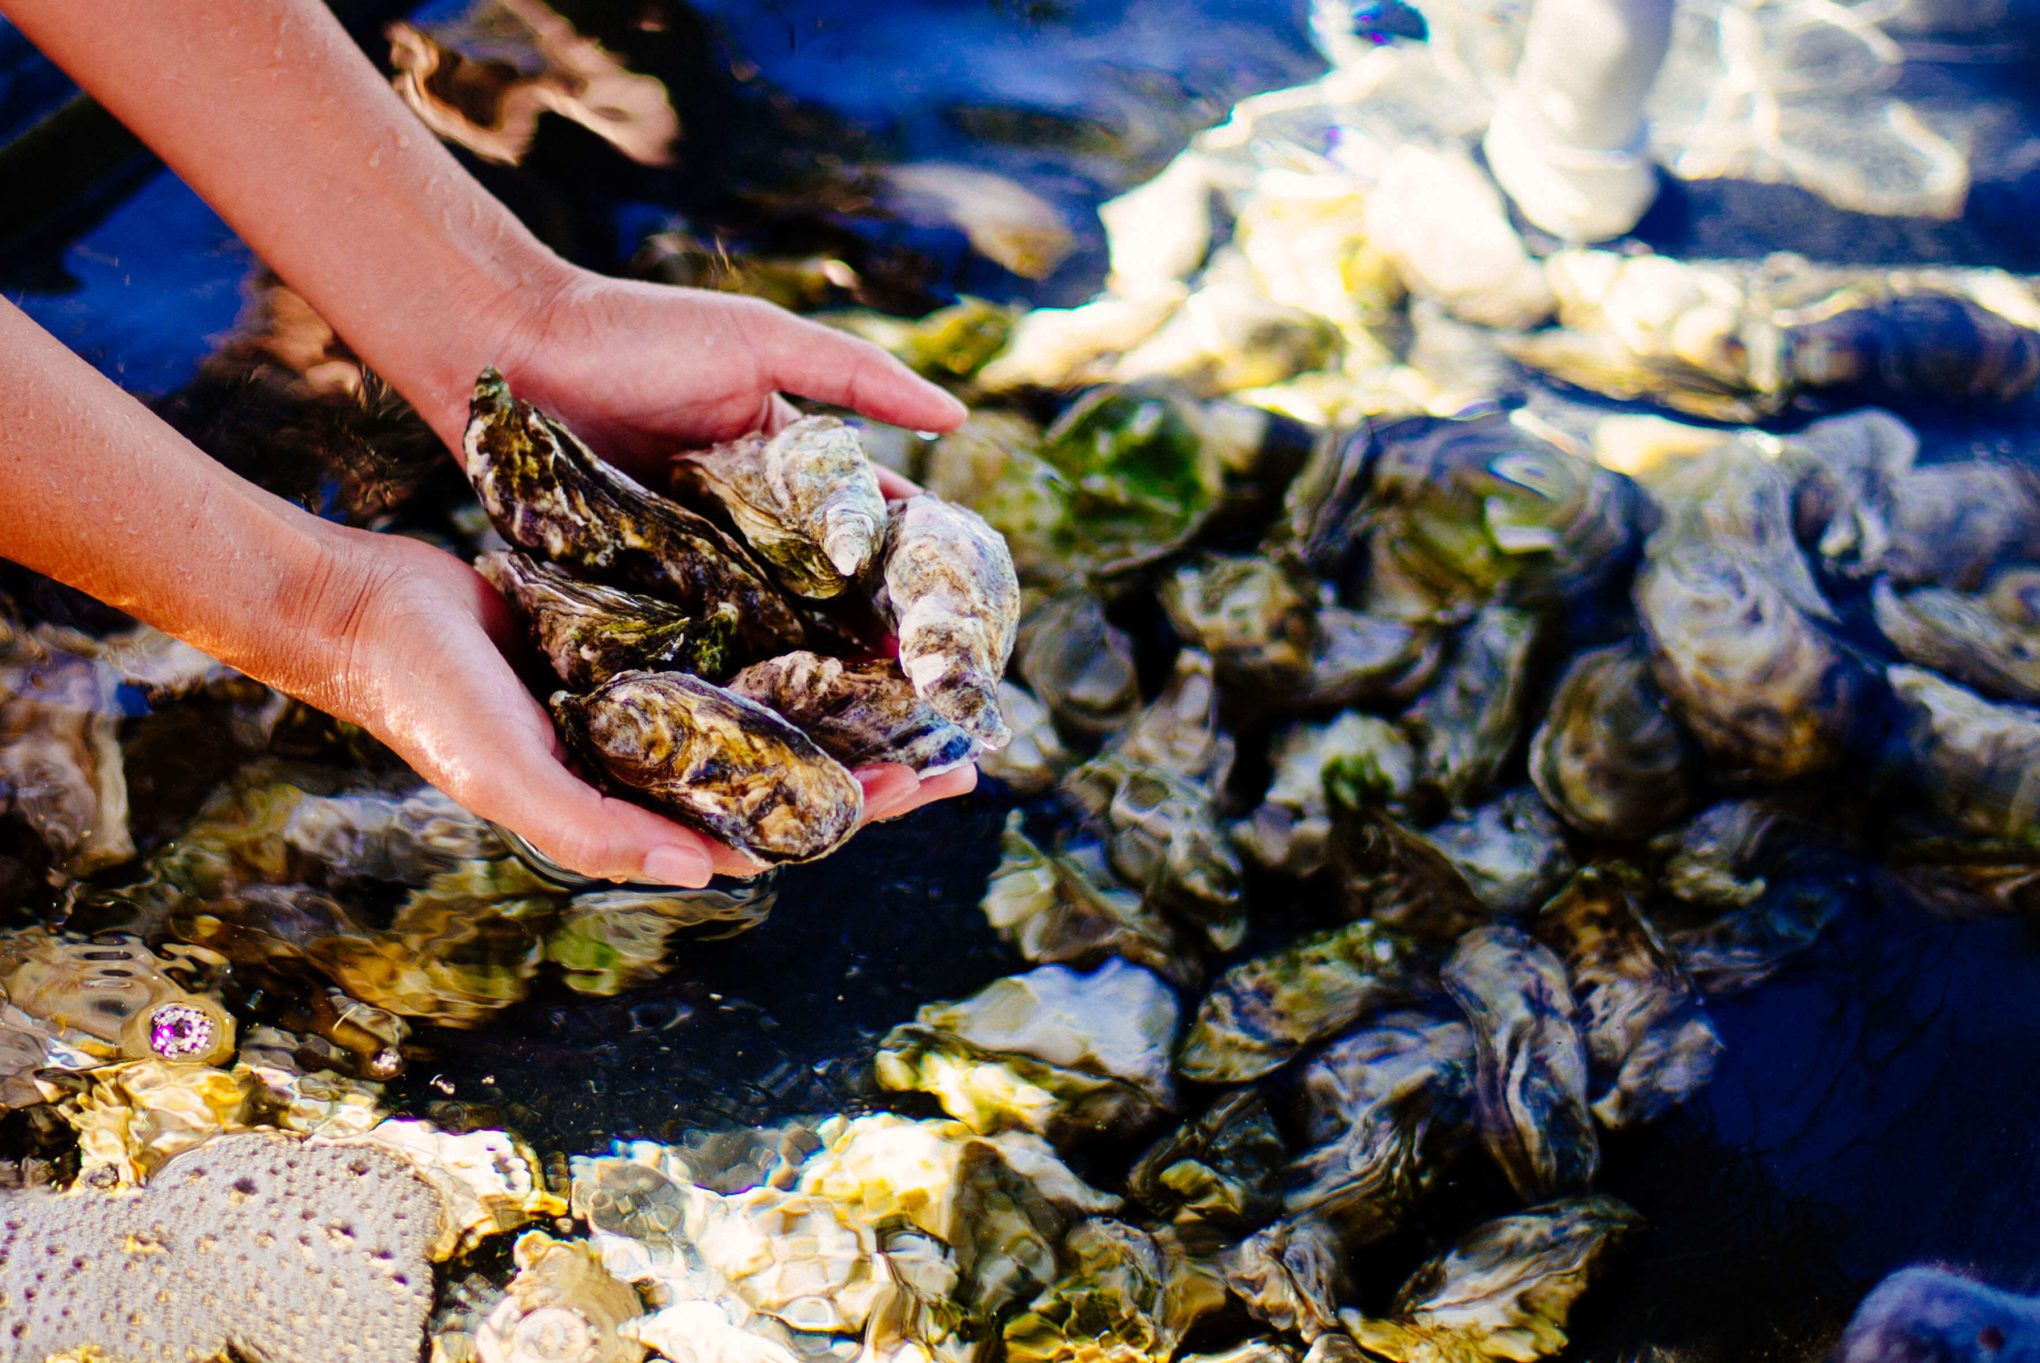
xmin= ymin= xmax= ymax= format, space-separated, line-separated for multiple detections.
xmin=879 ymin=495 xmax=1023 ymax=748
xmin=727 ymin=650 xmax=978 ymax=777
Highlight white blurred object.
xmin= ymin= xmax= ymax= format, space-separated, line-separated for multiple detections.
xmin=1481 ymin=0 xmax=1673 ymax=240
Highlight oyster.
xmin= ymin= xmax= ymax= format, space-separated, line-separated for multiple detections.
xmin=1355 ymin=413 xmax=1638 ymax=622
xmin=1890 ymin=664 xmax=2040 ymax=843
xmin=1403 ymin=604 xmax=1547 ymax=811
xmin=1222 ymin=1216 xmax=1347 ymax=1342
xmin=1841 ymin=459 xmax=2040 ymax=591
xmin=1529 ymin=644 xmax=1700 ymax=841
xmin=1017 ymin=592 xmax=1143 ymax=742
xmin=1872 ymin=571 xmax=2040 ymax=706
xmin=476 ymin=1231 xmax=645 ymax=1363
xmin=1112 ymin=650 xmax=1236 ymax=789
xmin=922 ymin=411 xmax=1072 ymax=587
xmin=1636 ymin=536 xmax=1860 ymax=783
xmin=1534 ymin=869 xmax=1723 ymax=1129
xmin=1345 ymin=1196 xmax=1644 ymax=1363
xmin=1838 ymin=1266 xmax=2040 ymax=1363
xmin=727 ymin=651 xmax=978 ymax=777
xmin=977 ymin=683 xmax=1072 ymax=793
xmin=875 ymin=960 xmax=1181 ymax=1140
xmin=879 ymin=495 xmax=1023 ymax=748
xmin=461 ymin=368 xmax=801 ymax=654
xmin=1783 ymin=288 xmax=2040 ymax=406
xmin=671 ymin=415 xmax=887 ymax=599
xmin=478 ymin=550 xmax=739 ymax=688
xmin=552 ymin=670 xmax=863 ymax=863
xmin=1128 ymin=1090 xmax=1287 ymax=1230
xmin=979 ymin=813 xmax=1198 ymax=988
xmin=1239 ymin=714 xmax=1415 ymax=880
xmin=1285 ymin=1012 xmax=1475 ymax=1244
xmin=1424 ymin=790 xmax=1577 ymax=920
xmin=1325 ymin=799 xmax=1491 ymax=943
xmin=1061 ymin=754 xmax=1246 ymax=952
xmin=1003 ymin=1219 xmax=1178 ymax=1363
xmin=1176 ymin=921 xmax=1429 ymax=1084
xmin=1441 ymin=926 xmax=1599 ymax=1202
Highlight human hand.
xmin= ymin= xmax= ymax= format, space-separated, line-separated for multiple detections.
xmin=322 ymin=531 xmax=978 ymax=887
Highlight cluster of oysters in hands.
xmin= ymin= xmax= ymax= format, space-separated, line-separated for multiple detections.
xmin=459 ymin=368 xmax=1020 ymax=864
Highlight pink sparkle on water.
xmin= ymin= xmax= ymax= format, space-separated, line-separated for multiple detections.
xmin=148 ymin=1004 xmax=215 ymax=1060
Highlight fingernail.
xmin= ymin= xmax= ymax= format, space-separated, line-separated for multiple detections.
xmin=644 ymin=844 xmax=714 ymax=888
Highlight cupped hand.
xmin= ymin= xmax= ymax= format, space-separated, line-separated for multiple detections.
xmin=327 ymin=533 xmax=978 ymax=887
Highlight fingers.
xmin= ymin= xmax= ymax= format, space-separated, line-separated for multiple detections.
xmin=857 ymin=762 xmax=979 ymax=824
xmin=875 ymin=466 xmax=922 ymax=500
xmin=750 ymin=306 xmax=969 ymax=434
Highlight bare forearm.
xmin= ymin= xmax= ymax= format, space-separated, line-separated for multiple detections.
xmin=0 ymin=0 xmax=565 ymax=444
xmin=0 ymin=297 xmax=363 ymax=703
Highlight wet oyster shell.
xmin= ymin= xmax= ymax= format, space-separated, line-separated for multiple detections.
xmin=727 ymin=651 xmax=978 ymax=777
xmin=1285 ymin=1012 xmax=1475 ymax=1244
xmin=1177 ymin=921 xmax=1429 ymax=1084
xmin=875 ymin=960 xmax=1181 ymax=1140
xmin=1529 ymin=644 xmax=1701 ymax=841
xmin=1441 ymin=926 xmax=1599 ymax=1202
xmin=552 ymin=670 xmax=863 ymax=863
xmin=1128 ymin=1090 xmax=1286 ymax=1230
xmin=1784 ymin=290 xmax=2040 ymax=405
xmin=1112 ymin=650 xmax=1236 ymax=789
xmin=1017 ymin=592 xmax=1143 ymax=742
xmin=977 ymin=683 xmax=1072 ymax=794
xmin=1061 ymin=755 xmax=1245 ymax=952
xmin=478 ymin=550 xmax=739 ymax=688
xmin=476 ymin=1230 xmax=645 ymax=1363
xmin=1636 ymin=536 xmax=1860 ymax=783
xmin=1239 ymin=714 xmax=1415 ymax=881
xmin=461 ymin=369 xmax=802 ymax=655
xmin=1424 ymin=790 xmax=1577 ymax=920
xmin=1890 ymin=664 xmax=2040 ymax=843
xmin=1003 ymin=1219 xmax=1178 ymax=1363
xmin=981 ymin=814 xmax=1199 ymax=988
xmin=1404 ymin=603 xmax=1547 ymax=811
xmin=1326 ymin=800 xmax=1491 ymax=943
xmin=1838 ymin=1266 xmax=2040 ymax=1363
xmin=1534 ymin=869 xmax=1723 ymax=1129
xmin=1345 ymin=1196 xmax=1644 ymax=1363
xmin=1222 ymin=1216 xmax=1347 ymax=1342
xmin=879 ymin=495 xmax=1022 ymax=748
xmin=1824 ymin=458 xmax=2040 ymax=591
xmin=1872 ymin=571 xmax=2040 ymax=706
xmin=671 ymin=414 xmax=887 ymax=599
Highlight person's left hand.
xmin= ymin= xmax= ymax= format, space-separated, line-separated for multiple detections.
xmin=446 ymin=265 xmax=979 ymax=830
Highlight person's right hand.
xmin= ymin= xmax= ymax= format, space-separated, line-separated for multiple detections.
xmin=316 ymin=531 xmax=974 ymax=887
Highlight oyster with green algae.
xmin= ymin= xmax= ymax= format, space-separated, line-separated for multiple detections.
xmin=727 ymin=650 xmax=979 ymax=777
xmin=477 ymin=550 xmax=739 ymax=688
xmin=1534 ymin=868 xmax=1723 ymax=1129
xmin=1177 ymin=921 xmax=1430 ymax=1084
xmin=1284 ymin=1012 xmax=1473 ymax=1234
xmin=551 ymin=670 xmax=863 ymax=863
xmin=671 ymin=414 xmax=888 ymax=600
xmin=461 ymin=368 xmax=802 ymax=654
xmin=1441 ymin=926 xmax=1598 ymax=1202
xmin=1344 ymin=1196 xmax=1644 ymax=1363
xmin=879 ymin=494 xmax=1023 ymax=748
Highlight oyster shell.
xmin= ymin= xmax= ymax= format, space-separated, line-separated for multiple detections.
xmin=1112 ymin=650 xmax=1236 ymax=789
xmin=1783 ymin=289 xmax=2040 ymax=405
xmin=1127 ymin=1090 xmax=1287 ymax=1230
xmin=981 ymin=814 xmax=1198 ymax=988
xmin=1890 ymin=664 xmax=2040 ymax=843
xmin=0 ymin=929 xmax=235 ymax=1066
xmin=671 ymin=415 xmax=887 ymax=599
xmin=1221 ymin=1216 xmax=1347 ymax=1342
xmin=478 ymin=550 xmax=739 ymax=688
xmin=977 ymin=683 xmax=1072 ymax=794
xmin=1534 ymin=869 xmax=1723 ymax=1129
xmin=1872 ymin=571 xmax=2040 ymax=706
xmin=1061 ymin=754 xmax=1246 ymax=952
xmin=476 ymin=1231 xmax=645 ymax=1363
xmin=1345 ymin=1196 xmax=1644 ymax=1363
xmin=1838 ymin=1266 xmax=2040 ymax=1363
xmin=1404 ymin=604 xmax=1547 ymax=811
xmin=1176 ymin=921 xmax=1429 ymax=1084
xmin=461 ymin=369 xmax=801 ymax=654
xmin=1003 ymin=1219 xmax=1178 ymax=1363
xmin=1441 ymin=926 xmax=1599 ymax=1202
xmin=1239 ymin=714 xmax=1415 ymax=881
xmin=922 ymin=411 xmax=1072 ymax=587
xmin=1326 ymin=800 xmax=1492 ymax=943
xmin=1424 ymin=790 xmax=1577 ymax=920
xmin=1017 ymin=592 xmax=1143 ymax=742
xmin=727 ymin=651 xmax=978 ymax=777
xmin=879 ymin=495 xmax=1022 ymax=748
xmin=875 ymin=960 xmax=1181 ymax=1140
xmin=1529 ymin=644 xmax=1700 ymax=841
xmin=1636 ymin=536 xmax=1860 ymax=783
xmin=552 ymin=670 xmax=863 ymax=863
xmin=1285 ymin=1012 xmax=1475 ymax=1244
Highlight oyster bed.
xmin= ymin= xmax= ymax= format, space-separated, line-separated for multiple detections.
xmin=6 ymin=2 xmax=2040 ymax=1362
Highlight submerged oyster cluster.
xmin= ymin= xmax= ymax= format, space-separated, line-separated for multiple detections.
xmin=464 ymin=369 xmax=1018 ymax=862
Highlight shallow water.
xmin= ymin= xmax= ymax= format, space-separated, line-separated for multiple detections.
xmin=5 ymin=3 xmax=2040 ymax=1361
